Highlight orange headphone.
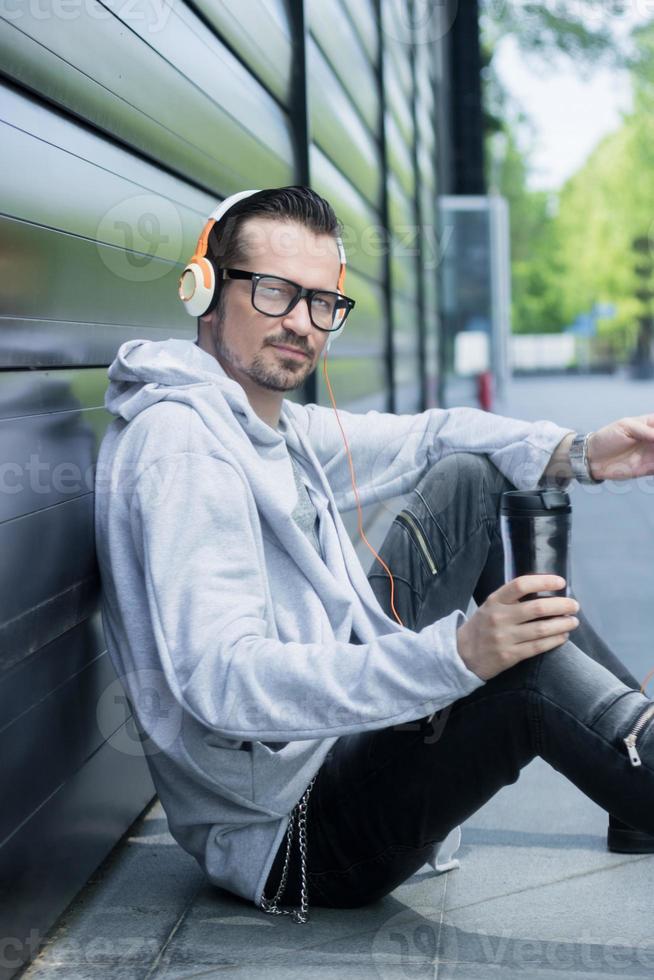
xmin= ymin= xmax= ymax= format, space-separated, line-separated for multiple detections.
xmin=178 ymin=189 xmax=405 ymax=628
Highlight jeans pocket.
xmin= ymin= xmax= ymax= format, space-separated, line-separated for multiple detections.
xmin=394 ymin=509 xmax=439 ymax=578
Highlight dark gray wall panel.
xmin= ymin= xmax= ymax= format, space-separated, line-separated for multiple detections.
xmin=0 ymin=84 xmax=227 ymax=367
xmin=342 ymin=0 xmax=378 ymax=65
xmin=392 ymin=299 xmax=421 ymax=414
xmin=329 ymin=268 xmax=385 ymax=354
xmin=0 ymin=85 xmax=216 ymax=238
xmin=384 ymin=59 xmax=414 ymax=150
xmin=414 ymin=36 xmax=440 ymax=396
xmin=314 ymin=270 xmax=387 ymax=402
xmin=309 ymin=0 xmax=379 ymax=134
xmin=416 ymin=53 xmax=437 ymax=137
xmin=0 ymin=368 xmax=108 ymax=422
xmin=419 ymin=141 xmax=437 ymax=198
xmin=308 ymin=37 xmax=382 ymax=210
xmin=0 ymin=317 xmax=193 ymax=369
xmin=0 ymin=493 xmax=98 ymax=673
xmin=385 ymin=111 xmax=415 ymax=199
xmin=0 ymin=725 xmax=155 ymax=980
xmin=381 ymin=0 xmax=414 ymax=94
xmin=390 ymin=249 xmax=418 ymax=303
xmin=0 ymin=407 xmax=108 ymax=524
xmin=0 ymin=646 xmax=122 ymax=844
xmin=388 ymin=176 xmax=419 ymax=303
xmin=0 ymin=215 xmax=194 ymax=367
xmin=423 ymin=258 xmax=439 ymax=314
xmin=388 ymin=172 xmax=416 ymax=235
xmin=416 ymin=93 xmax=436 ymax=160
xmin=310 ymin=145 xmax=384 ymax=283
xmin=316 ymin=354 xmax=386 ymax=407
xmin=424 ymin=310 xmax=439 ymax=398
xmin=0 ymin=6 xmax=294 ymax=194
xmin=392 ymin=296 xmax=420 ymax=347
xmin=0 ymin=609 xmax=104 ymax=726
xmin=191 ymin=0 xmax=293 ymax=104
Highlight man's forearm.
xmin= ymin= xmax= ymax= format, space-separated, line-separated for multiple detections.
xmin=541 ymin=432 xmax=575 ymax=485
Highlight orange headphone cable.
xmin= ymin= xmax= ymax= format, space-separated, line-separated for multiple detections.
xmin=321 ymin=346 xmax=405 ymax=629
xmin=640 ymin=665 xmax=654 ymax=695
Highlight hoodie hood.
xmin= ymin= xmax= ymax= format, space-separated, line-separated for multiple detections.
xmin=103 ymin=337 xmax=300 ymax=455
xmin=105 ymin=337 xmax=249 ymax=422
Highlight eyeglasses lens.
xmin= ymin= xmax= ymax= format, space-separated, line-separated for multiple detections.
xmin=253 ymin=277 xmax=345 ymax=331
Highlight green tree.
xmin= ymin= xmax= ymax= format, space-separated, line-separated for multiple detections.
xmin=550 ymin=20 xmax=654 ymax=358
xmin=479 ymin=2 xmax=647 ymax=347
xmin=481 ymin=1 xmax=629 ymax=69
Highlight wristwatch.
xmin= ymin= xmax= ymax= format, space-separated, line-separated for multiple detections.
xmin=569 ymin=432 xmax=604 ymax=484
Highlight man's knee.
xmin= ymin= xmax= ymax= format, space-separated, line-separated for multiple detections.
xmin=415 ymin=452 xmax=514 ymax=523
xmin=419 ymin=452 xmax=510 ymax=495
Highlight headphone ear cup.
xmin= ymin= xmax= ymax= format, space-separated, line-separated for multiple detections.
xmin=178 ymin=256 xmax=216 ymax=317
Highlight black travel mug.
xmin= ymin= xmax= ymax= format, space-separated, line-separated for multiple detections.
xmin=499 ymin=489 xmax=572 ymax=601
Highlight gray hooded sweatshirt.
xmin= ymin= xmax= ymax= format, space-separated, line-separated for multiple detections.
xmin=94 ymin=338 xmax=574 ymax=908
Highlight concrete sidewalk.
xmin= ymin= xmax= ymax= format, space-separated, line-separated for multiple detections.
xmin=20 ymin=372 xmax=654 ymax=979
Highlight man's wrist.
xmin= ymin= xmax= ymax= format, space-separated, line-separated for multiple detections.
xmin=569 ymin=432 xmax=604 ymax=484
xmin=541 ymin=432 xmax=575 ymax=487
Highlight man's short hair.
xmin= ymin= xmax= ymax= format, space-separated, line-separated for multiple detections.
xmin=206 ymin=184 xmax=343 ymax=273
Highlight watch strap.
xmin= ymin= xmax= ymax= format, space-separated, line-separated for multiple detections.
xmin=569 ymin=432 xmax=604 ymax=484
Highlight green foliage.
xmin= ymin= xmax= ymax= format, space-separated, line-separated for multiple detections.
xmin=491 ymin=126 xmax=567 ymax=334
xmin=480 ymin=5 xmax=654 ymax=352
xmin=546 ymin=21 xmax=654 ymax=355
xmin=480 ymin=0 xmax=629 ymax=70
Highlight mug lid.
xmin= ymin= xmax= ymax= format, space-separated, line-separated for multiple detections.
xmin=500 ymin=489 xmax=571 ymax=514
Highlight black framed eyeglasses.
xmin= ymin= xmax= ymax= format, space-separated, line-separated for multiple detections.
xmin=220 ymin=268 xmax=356 ymax=332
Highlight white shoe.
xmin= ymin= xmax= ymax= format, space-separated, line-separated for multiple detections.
xmin=425 ymin=824 xmax=462 ymax=874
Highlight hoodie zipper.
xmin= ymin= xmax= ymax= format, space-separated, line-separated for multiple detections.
xmin=394 ymin=510 xmax=438 ymax=576
xmin=623 ymin=704 xmax=654 ymax=766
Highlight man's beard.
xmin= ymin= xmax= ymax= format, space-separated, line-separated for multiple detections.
xmin=211 ymin=295 xmax=312 ymax=392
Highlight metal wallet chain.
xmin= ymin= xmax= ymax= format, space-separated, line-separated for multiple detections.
xmin=258 ymin=773 xmax=317 ymax=924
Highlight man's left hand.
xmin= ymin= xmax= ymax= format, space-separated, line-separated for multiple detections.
xmin=588 ymin=415 xmax=654 ymax=481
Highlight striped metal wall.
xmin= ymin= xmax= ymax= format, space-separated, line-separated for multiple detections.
xmin=0 ymin=1 xmax=449 ymax=973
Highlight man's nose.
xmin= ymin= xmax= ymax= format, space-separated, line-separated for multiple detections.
xmin=281 ymin=295 xmax=314 ymax=335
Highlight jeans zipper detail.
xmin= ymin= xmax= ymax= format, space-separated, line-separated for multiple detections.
xmin=395 ymin=511 xmax=438 ymax=576
xmin=623 ymin=704 xmax=654 ymax=767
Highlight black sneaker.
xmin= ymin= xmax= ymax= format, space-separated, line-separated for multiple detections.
xmin=607 ymin=813 xmax=654 ymax=853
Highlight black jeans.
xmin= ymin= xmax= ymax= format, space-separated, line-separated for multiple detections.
xmin=263 ymin=452 xmax=654 ymax=910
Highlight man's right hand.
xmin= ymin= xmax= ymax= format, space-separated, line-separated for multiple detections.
xmin=456 ymin=575 xmax=580 ymax=681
